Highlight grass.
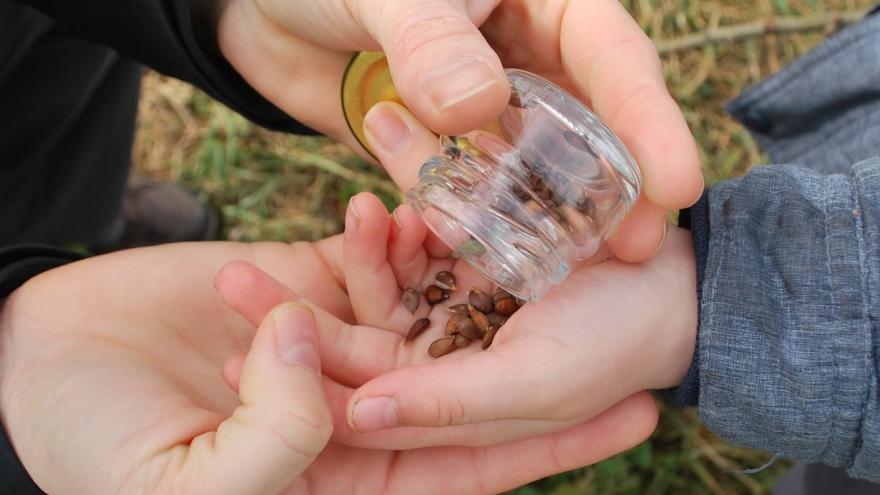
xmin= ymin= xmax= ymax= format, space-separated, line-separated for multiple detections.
xmin=132 ymin=0 xmax=874 ymax=492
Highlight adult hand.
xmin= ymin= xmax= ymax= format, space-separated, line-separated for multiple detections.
xmin=217 ymin=0 xmax=703 ymax=260
xmin=334 ymin=192 xmax=696 ymax=447
xmin=0 ymin=241 xmax=659 ymax=493
xmin=218 ymin=0 xmax=510 ymax=145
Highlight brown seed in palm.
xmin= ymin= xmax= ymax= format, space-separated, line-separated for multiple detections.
xmin=445 ymin=316 xmax=459 ymax=336
xmin=401 ymin=287 xmax=420 ymax=315
xmin=429 ymin=336 xmax=457 ymax=358
xmin=468 ymin=288 xmax=493 ymax=314
xmin=487 ymin=313 xmax=507 ymax=327
xmin=425 ymin=284 xmax=449 ymax=305
xmin=406 ymin=318 xmax=431 ymax=341
xmin=492 ymin=288 xmax=514 ymax=302
xmin=457 ymin=314 xmax=483 ymax=340
xmin=446 ymin=303 xmax=470 ymax=315
xmin=482 ymin=325 xmax=499 ymax=349
xmin=494 ymin=297 xmax=518 ymax=316
xmin=453 ymin=334 xmax=471 ymax=348
xmin=468 ymin=306 xmax=490 ymax=335
xmin=435 ymin=271 xmax=457 ymax=291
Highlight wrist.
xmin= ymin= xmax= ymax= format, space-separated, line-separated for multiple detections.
xmin=646 ymin=227 xmax=699 ymax=391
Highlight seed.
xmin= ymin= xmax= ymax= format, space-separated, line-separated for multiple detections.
xmin=563 ymin=130 xmax=597 ymax=157
xmin=469 ymin=306 xmax=490 ymax=335
xmin=446 ymin=313 xmax=480 ymax=340
xmin=524 ymin=199 xmax=543 ymax=216
xmin=457 ymin=314 xmax=483 ymax=340
xmin=509 ymin=91 xmax=523 ymax=109
xmin=482 ymin=324 xmax=499 ymax=349
xmin=445 ymin=316 xmax=459 ymax=336
xmin=487 ymin=313 xmax=508 ymax=327
xmin=494 ymin=296 xmax=518 ymax=316
xmin=401 ymin=287 xmax=420 ymax=315
xmin=454 ymin=334 xmax=471 ymax=348
xmin=468 ymin=288 xmax=493 ymax=314
xmin=406 ymin=318 xmax=431 ymax=341
xmin=492 ymin=288 xmax=513 ymax=302
xmin=429 ymin=336 xmax=457 ymax=358
xmin=425 ymin=284 xmax=449 ymax=305
xmin=435 ymin=271 xmax=457 ymax=291
xmin=446 ymin=303 xmax=470 ymax=315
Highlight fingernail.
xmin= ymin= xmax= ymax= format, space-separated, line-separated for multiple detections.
xmin=364 ymin=103 xmax=411 ymax=157
xmin=274 ymin=304 xmax=320 ymax=371
xmin=391 ymin=207 xmax=404 ymax=230
xmin=652 ymin=219 xmax=669 ymax=257
xmin=345 ymin=196 xmax=361 ymax=238
xmin=423 ymin=58 xmax=500 ymax=112
xmin=349 ymin=396 xmax=400 ymax=432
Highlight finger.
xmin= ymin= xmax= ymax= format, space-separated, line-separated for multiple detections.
xmin=364 ymin=100 xmax=441 ymax=190
xmin=215 ymin=262 xmax=401 ymax=385
xmin=384 ymin=392 xmax=658 ymax=494
xmin=219 ymin=1 xmax=368 ymax=154
xmin=560 ymin=0 xmax=703 ymax=210
xmin=344 ymin=193 xmax=422 ymax=331
xmin=606 ymin=196 xmax=668 ymax=263
xmin=346 ymin=336 xmax=573 ymax=432
xmin=181 ymin=304 xmax=332 ymax=494
xmin=388 ymin=204 xmax=430 ymax=288
xmin=326 ymin=377 xmax=572 ymax=450
xmin=215 ymin=260 xmax=300 ymax=326
xmin=314 ymin=234 xmax=347 ymax=288
xmin=351 ymin=0 xmax=509 ymax=135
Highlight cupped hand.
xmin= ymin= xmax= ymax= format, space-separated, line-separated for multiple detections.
xmin=334 ymin=192 xmax=697 ymax=448
xmin=0 ymin=241 xmax=659 ymax=494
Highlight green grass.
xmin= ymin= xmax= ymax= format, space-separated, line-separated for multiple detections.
xmin=132 ymin=0 xmax=874 ymax=492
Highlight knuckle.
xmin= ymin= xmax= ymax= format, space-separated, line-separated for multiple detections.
xmin=546 ymin=433 xmax=570 ymax=473
xmin=243 ymin=405 xmax=333 ymax=457
xmin=428 ymin=392 xmax=471 ymax=426
xmin=390 ymin=5 xmax=475 ymax=60
xmin=607 ymin=80 xmax=666 ymax=130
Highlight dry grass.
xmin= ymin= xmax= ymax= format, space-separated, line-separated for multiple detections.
xmin=132 ymin=1 xmax=875 ymax=492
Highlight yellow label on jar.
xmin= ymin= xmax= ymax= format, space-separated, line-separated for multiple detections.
xmin=341 ymin=52 xmax=504 ymax=158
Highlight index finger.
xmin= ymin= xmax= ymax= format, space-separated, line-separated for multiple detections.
xmin=560 ymin=0 xmax=703 ymax=209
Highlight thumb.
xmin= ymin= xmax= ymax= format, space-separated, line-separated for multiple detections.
xmin=352 ymin=0 xmax=510 ymax=135
xmin=182 ymin=303 xmax=332 ymax=494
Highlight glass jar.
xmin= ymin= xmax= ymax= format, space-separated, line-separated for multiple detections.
xmin=342 ymin=53 xmax=641 ymax=301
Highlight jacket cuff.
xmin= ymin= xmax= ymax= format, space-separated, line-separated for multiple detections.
xmin=186 ymin=0 xmax=227 ymax=59
xmin=664 ymin=190 xmax=710 ymax=407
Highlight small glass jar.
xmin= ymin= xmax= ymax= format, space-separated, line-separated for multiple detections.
xmin=343 ymin=54 xmax=641 ymax=301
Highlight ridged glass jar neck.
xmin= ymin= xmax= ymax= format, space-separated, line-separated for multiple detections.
xmin=407 ymin=69 xmax=640 ymax=301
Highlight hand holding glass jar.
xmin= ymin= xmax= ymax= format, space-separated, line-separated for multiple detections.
xmin=218 ymin=0 xmax=703 ymax=263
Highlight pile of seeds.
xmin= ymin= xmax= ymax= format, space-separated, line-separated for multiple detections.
xmin=401 ymin=271 xmax=524 ymax=358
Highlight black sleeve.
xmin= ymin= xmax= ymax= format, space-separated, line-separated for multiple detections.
xmin=15 ymin=0 xmax=317 ymax=135
xmin=0 ymin=245 xmax=87 ymax=494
